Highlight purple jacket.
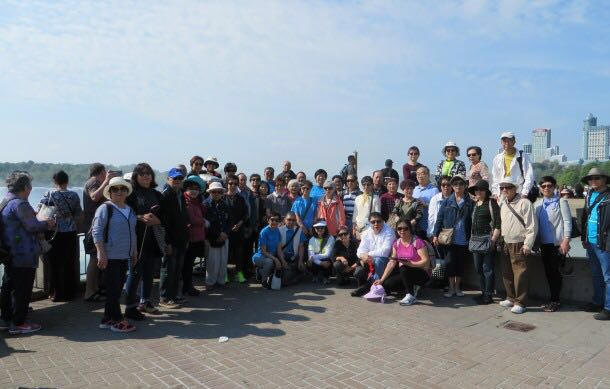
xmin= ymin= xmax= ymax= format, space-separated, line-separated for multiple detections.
xmin=1 ymin=193 xmax=49 ymax=268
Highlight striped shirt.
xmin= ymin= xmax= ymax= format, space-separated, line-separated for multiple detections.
xmin=342 ymin=189 xmax=361 ymax=219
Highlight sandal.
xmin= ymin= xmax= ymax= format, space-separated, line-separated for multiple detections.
xmin=110 ymin=320 xmax=136 ymax=333
xmin=543 ymin=301 xmax=561 ymax=312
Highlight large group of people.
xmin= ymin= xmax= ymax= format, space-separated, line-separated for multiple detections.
xmin=1 ymin=131 xmax=609 ymax=336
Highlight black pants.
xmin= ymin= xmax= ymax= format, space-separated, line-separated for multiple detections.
xmin=309 ymin=261 xmax=332 ymax=278
xmin=0 ymin=263 xmax=36 ymax=326
xmin=183 ymin=241 xmax=205 ymax=293
xmin=228 ymin=231 xmax=245 ymax=273
xmin=48 ymin=231 xmax=79 ymax=300
xmin=541 ymin=244 xmax=563 ymax=302
xmin=353 ymin=265 xmax=370 ymax=286
xmin=103 ymin=260 xmax=128 ymax=322
xmin=334 ymin=260 xmax=356 ymax=282
xmin=382 ymin=265 xmax=430 ymax=295
xmin=445 ymin=244 xmax=468 ymax=277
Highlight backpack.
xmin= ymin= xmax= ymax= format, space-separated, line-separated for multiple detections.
xmin=516 ymin=150 xmax=540 ymax=202
xmin=0 ymin=198 xmax=15 ymax=265
xmin=83 ymin=203 xmax=114 ymax=254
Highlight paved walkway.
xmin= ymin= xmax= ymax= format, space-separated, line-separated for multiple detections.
xmin=1 ymin=280 xmax=610 ymax=388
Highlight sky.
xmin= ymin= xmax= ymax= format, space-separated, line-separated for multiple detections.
xmin=1 ymin=0 xmax=609 ymax=178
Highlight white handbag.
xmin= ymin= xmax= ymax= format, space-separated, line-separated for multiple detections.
xmin=271 ymin=270 xmax=282 ymax=290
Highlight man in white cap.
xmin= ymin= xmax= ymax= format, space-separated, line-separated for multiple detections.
xmin=491 ymin=132 xmax=535 ymax=200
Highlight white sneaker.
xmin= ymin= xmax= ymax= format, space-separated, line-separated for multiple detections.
xmin=511 ymin=305 xmax=526 ymax=314
xmin=444 ymin=290 xmax=455 ymax=298
xmin=499 ymin=299 xmax=514 ymax=308
xmin=399 ymin=293 xmax=417 ymax=306
xmin=455 ymin=290 xmax=464 ymax=297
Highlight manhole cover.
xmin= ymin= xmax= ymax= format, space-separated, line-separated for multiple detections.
xmin=503 ymin=320 xmax=536 ymax=332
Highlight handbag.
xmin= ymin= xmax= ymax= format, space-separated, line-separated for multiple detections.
xmin=469 ymin=235 xmax=492 ymax=254
xmin=437 ymin=228 xmax=454 ymax=245
xmin=271 ymin=269 xmax=282 ymax=290
xmin=431 ymin=258 xmax=446 ymax=281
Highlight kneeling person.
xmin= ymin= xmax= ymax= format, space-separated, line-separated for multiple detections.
xmin=252 ymin=211 xmax=288 ymax=289
xmin=278 ymin=212 xmax=307 ymax=285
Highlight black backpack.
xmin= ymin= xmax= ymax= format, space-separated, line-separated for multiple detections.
xmin=516 ymin=150 xmax=540 ymax=203
xmin=0 ymin=198 xmax=16 ymax=265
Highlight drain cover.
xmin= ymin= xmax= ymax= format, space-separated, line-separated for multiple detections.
xmin=503 ymin=320 xmax=536 ymax=332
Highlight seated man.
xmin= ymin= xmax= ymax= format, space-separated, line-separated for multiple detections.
xmin=352 ymin=212 xmax=396 ymax=296
xmin=278 ymin=212 xmax=307 ymax=285
xmin=251 ymin=211 xmax=287 ymax=289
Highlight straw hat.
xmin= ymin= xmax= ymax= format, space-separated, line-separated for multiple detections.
xmin=103 ymin=177 xmax=133 ymax=200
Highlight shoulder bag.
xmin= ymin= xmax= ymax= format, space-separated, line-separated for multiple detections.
xmin=468 ymin=200 xmax=494 ymax=254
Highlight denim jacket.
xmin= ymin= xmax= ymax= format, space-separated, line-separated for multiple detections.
xmin=433 ymin=193 xmax=474 ymax=241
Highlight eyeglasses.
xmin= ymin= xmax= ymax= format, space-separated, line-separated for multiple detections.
xmin=370 ymin=220 xmax=382 ymax=225
xmin=285 ymin=218 xmax=296 ymax=222
xmin=467 ymin=153 xmax=478 ymax=157
xmin=540 ymin=184 xmax=554 ymax=189
xmin=338 ymin=232 xmax=349 ymax=237
xmin=409 ymin=152 xmax=419 ymax=155
xmin=110 ymin=186 xmax=129 ymax=193
xmin=500 ymin=186 xmax=515 ymax=191
xmin=588 ymin=175 xmax=603 ymax=181
xmin=445 ymin=148 xmax=457 ymax=153
xmin=396 ymin=226 xmax=409 ymax=231
xmin=269 ymin=218 xmax=280 ymax=222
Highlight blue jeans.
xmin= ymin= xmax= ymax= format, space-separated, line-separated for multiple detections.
xmin=160 ymin=245 xmax=186 ymax=300
xmin=125 ymin=254 xmax=161 ymax=309
xmin=472 ymin=251 xmax=495 ymax=297
xmin=371 ymin=256 xmax=389 ymax=281
xmin=587 ymin=246 xmax=610 ymax=310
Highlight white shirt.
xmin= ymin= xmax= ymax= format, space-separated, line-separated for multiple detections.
xmin=427 ymin=192 xmax=446 ymax=238
xmin=491 ymin=150 xmax=535 ymax=197
xmin=357 ymin=223 xmax=395 ymax=259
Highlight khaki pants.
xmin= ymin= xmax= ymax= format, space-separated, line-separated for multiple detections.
xmin=502 ymin=242 xmax=529 ymax=306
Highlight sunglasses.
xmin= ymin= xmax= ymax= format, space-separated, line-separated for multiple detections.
xmin=338 ymin=232 xmax=349 ymax=237
xmin=540 ymin=184 xmax=554 ymax=189
xmin=588 ymin=175 xmax=603 ymax=181
xmin=314 ymin=226 xmax=326 ymax=229
xmin=227 ymin=182 xmax=237 ymax=186
xmin=370 ymin=220 xmax=383 ymax=225
xmin=172 ymin=176 xmax=184 ymax=181
xmin=409 ymin=152 xmax=419 ymax=155
xmin=269 ymin=218 xmax=280 ymax=222
xmin=346 ymin=179 xmax=355 ymax=182
xmin=500 ymin=186 xmax=515 ymax=191
xmin=446 ymin=149 xmax=457 ymax=153
xmin=110 ymin=186 xmax=129 ymax=193
xmin=396 ymin=226 xmax=410 ymax=231
xmin=441 ymin=183 xmax=451 ymax=187
xmin=467 ymin=153 xmax=478 ymax=157
xmin=285 ymin=218 xmax=297 ymax=222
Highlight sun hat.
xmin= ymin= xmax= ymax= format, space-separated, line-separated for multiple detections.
xmin=167 ymin=168 xmax=184 ymax=179
xmin=442 ymin=141 xmax=460 ymax=156
xmin=468 ymin=180 xmax=491 ymax=196
xmin=500 ymin=131 xmax=516 ymax=140
xmin=362 ymin=284 xmax=386 ymax=303
xmin=581 ymin=167 xmax=608 ymax=184
xmin=206 ymin=181 xmax=226 ymax=193
xmin=184 ymin=175 xmax=206 ymax=191
xmin=103 ymin=177 xmax=133 ymax=200
xmin=312 ymin=220 xmax=327 ymax=228
xmin=204 ymin=156 xmax=219 ymax=169
xmin=497 ymin=177 xmax=517 ymax=188
xmin=450 ymin=174 xmax=467 ymax=185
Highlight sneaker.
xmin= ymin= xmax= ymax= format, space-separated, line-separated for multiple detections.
xmin=499 ymin=299 xmax=514 ymax=308
xmin=125 ymin=307 xmax=145 ymax=321
xmin=185 ymin=287 xmax=200 ymax=297
xmin=351 ymin=285 xmax=369 ymax=297
xmin=455 ymin=290 xmax=464 ymax=297
xmin=236 ymin=271 xmax=247 ymax=284
xmin=593 ymin=309 xmax=610 ymax=321
xmin=138 ymin=302 xmax=160 ymax=314
xmin=174 ymin=296 xmax=187 ymax=304
xmin=444 ymin=290 xmax=455 ymax=298
xmin=99 ymin=318 xmax=116 ymax=329
xmin=511 ymin=305 xmax=526 ymax=314
xmin=159 ymin=300 xmax=181 ymax=309
xmin=399 ymin=293 xmax=417 ymax=306
xmin=583 ymin=303 xmax=603 ymax=312
xmin=110 ymin=320 xmax=136 ymax=333
xmin=9 ymin=322 xmax=42 ymax=335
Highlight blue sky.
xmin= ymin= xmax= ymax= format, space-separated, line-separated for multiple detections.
xmin=0 ymin=0 xmax=609 ymax=177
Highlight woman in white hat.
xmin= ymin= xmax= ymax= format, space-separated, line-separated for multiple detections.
xmin=307 ymin=219 xmax=335 ymax=284
xmin=202 ymin=181 xmax=231 ymax=290
xmin=435 ymin=141 xmax=466 ymax=187
xmin=93 ymin=177 xmax=137 ymax=333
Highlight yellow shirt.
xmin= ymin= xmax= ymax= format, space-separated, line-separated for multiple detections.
xmin=504 ymin=152 xmax=515 ymax=177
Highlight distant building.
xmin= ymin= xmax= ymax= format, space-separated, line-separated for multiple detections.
xmin=522 ymin=143 xmax=532 ymax=154
xmin=532 ymin=128 xmax=551 ymax=163
xmin=582 ymin=113 xmax=610 ymax=161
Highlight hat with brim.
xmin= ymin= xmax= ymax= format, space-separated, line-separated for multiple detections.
xmin=206 ymin=181 xmax=226 ymax=193
xmin=450 ymin=174 xmax=467 ymax=186
xmin=362 ymin=284 xmax=386 ymax=303
xmin=184 ymin=175 xmax=206 ymax=191
xmin=468 ymin=180 xmax=491 ymax=196
xmin=312 ymin=220 xmax=327 ymax=228
xmin=204 ymin=156 xmax=219 ymax=169
xmin=442 ymin=141 xmax=460 ymax=156
xmin=497 ymin=177 xmax=517 ymax=189
xmin=103 ymin=177 xmax=133 ymax=200
xmin=581 ymin=167 xmax=609 ymax=184
xmin=500 ymin=131 xmax=515 ymax=140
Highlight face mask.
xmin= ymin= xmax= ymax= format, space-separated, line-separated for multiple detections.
xmin=187 ymin=189 xmax=200 ymax=197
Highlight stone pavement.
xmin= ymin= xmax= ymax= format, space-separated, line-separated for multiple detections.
xmin=1 ymin=280 xmax=610 ymax=388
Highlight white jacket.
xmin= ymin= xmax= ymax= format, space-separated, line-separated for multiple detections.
xmin=356 ymin=223 xmax=395 ymax=260
xmin=427 ymin=192 xmax=445 ymax=238
xmin=491 ymin=150 xmax=535 ymax=197
xmin=352 ymin=193 xmax=381 ymax=231
xmin=308 ymin=236 xmax=335 ymax=265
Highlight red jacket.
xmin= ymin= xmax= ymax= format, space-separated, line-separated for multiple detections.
xmin=184 ymin=193 xmax=206 ymax=242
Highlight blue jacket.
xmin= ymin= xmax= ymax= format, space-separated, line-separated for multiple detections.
xmin=433 ymin=193 xmax=474 ymax=241
xmin=92 ymin=201 xmax=137 ymax=260
xmin=1 ymin=193 xmax=49 ymax=268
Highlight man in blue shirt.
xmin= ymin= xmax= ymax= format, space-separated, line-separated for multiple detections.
xmin=581 ymin=168 xmax=610 ymax=320
xmin=279 ymin=212 xmax=307 ymax=285
xmin=252 ymin=211 xmax=287 ymax=289
xmin=413 ymin=166 xmax=439 ymax=239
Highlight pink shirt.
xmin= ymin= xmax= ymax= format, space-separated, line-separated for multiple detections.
xmin=392 ymin=238 xmax=425 ymax=263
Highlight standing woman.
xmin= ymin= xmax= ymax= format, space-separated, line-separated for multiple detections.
xmin=39 ymin=170 xmax=82 ymax=302
xmin=390 ymin=180 xmax=424 ymax=235
xmin=291 ymin=180 xmax=317 ymax=237
xmin=124 ymin=163 xmax=164 ymax=318
xmin=203 ymin=182 xmax=231 ymax=290
xmin=182 ymin=176 xmax=206 ymax=296
xmin=402 ymin=146 xmax=424 ymax=182
xmin=316 ymin=181 xmax=346 ymax=237
xmin=468 ymin=180 xmax=501 ymax=305
xmin=93 ymin=177 xmax=137 ymax=333
xmin=188 ymin=155 xmax=205 ymax=177
xmin=352 ymin=176 xmax=381 ymax=240
xmin=225 ymin=175 xmax=248 ymax=283
xmin=433 ymin=175 xmax=474 ymax=297
xmin=307 ymin=219 xmax=335 ymax=284
xmin=466 ymin=146 xmax=490 ymax=188
xmin=435 ymin=141 xmax=466 ymax=186
xmin=534 ymin=176 xmax=572 ymax=312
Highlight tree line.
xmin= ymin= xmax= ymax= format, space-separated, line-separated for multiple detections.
xmin=533 ymin=160 xmax=610 ymax=188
